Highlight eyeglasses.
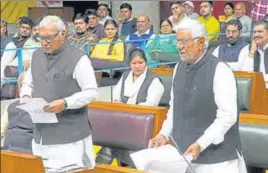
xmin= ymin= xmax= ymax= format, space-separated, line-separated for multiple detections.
xmin=40 ymin=31 xmax=60 ymax=43
xmin=176 ymin=37 xmax=200 ymax=46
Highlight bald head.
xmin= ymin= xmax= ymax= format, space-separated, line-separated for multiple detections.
xmin=235 ymin=2 xmax=246 ymax=18
xmin=136 ymin=14 xmax=151 ymax=34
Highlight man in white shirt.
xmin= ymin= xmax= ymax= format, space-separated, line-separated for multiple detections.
xmin=97 ymin=3 xmax=112 ymax=25
xmin=213 ymin=19 xmax=249 ymax=71
xmin=243 ymin=20 xmax=268 ymax=89
xmin=1 ymin=20 xmax=17 ymax=81
xmin=20 ymin=15 xmax=99 ymax=171
xmin=148 ymin=18 xmax=247 ymax=173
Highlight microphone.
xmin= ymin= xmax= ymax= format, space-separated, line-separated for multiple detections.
xmin=170 ymin=136 xmax=196 ymax=173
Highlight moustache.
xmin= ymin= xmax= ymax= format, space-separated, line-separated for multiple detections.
xmin=254 ymin=36 xmax=262 ymax=40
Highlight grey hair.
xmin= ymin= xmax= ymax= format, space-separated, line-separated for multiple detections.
xmin=175 ymin=17 xmax=209 ymax=48
xmin=39 ymin=15 xmax=66 ymax=31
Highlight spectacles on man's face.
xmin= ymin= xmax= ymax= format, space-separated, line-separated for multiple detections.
xmin=40 ymin=31 xmax=60 ymax=43
xmin=176 ymin=37 xmax=200 ymax=46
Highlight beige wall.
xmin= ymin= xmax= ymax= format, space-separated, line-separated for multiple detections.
xmin=111 ymin=1 xmax=160 ymax=33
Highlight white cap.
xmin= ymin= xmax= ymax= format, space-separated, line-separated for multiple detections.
xmin=182 ymin=1 xmax=194 ymax=9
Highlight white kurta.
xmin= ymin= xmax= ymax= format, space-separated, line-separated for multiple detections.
xmin=242 ymin=43 xmax=268 ymax=89
xmin=113 ymin=68 xmax=164 ymax=106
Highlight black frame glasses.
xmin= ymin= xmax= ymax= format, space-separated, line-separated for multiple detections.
xmin=40 ymin=31 xmax=60 ymax=43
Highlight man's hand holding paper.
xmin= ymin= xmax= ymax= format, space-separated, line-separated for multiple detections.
xmin=43 ymin=99 xmax=65 ymax=113
xmin=17 ymin=98 xmax=58 ymax=123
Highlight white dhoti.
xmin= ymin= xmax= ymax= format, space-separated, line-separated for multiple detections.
xmin=32 ymin=135 xmax=95 ymax=172
xmin=186 ymin=150 xmax=247 ymax=173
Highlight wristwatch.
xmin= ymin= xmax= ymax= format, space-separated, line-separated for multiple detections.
xmin=63 ymin=99 xmax=68 ymax=109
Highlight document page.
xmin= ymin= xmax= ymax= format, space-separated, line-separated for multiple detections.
xmin=130 ymin=144 xmax=192 ymax=173
xmin=17 ymin=98 xmax=58 ymax=123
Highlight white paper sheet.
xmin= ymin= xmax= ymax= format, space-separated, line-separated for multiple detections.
xmin=16 ymin=98 xmax=58 ymax=123
xmin=130 ymin=145 xmax=192 ymax=173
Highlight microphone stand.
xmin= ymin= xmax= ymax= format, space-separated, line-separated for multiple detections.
xmin=170 ymin=136 xmax=196 ymax=173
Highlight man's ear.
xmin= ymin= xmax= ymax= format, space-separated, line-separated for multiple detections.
xmin=61 ymin=30 xmax=66 ymax=38
xmin=198 ymin=37 xmax=206 ymax=48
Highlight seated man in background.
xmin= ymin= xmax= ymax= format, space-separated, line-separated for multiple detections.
xmin=118 ymin=3 xmax=137 ymax=38
xmin=182 ymin=1 xmax=199 ymax=19
xmin=96 ymin=48 xmax=164 ymax=166
xmin=125 ymin=14 xmax=155 ymax=49
xmin=68 ymin=13 xmax=96 ymax=52
xmin=197 ymin=1 xmax=220 ymax=41
xmin=85 ymin=9 xmax=105 ymax=40
xmin=213 ymin=20 xmax=249 ymax=71
xmin=8 ymin=17 xmax=42 ymax=71
xmin=1 ymin=20 xmax=17 ymax=81
xmin=243 ymin=20 xmax=268 ymax=89
xmin=97 ymin=3 xmax=113 ymax=25
xmin=168 ymin=2 xmax=187 ymax=30
xmin=12 ymin=17 xmax=32 ymax=49
xmin=234 ymin=2 xmax=252 ymax=37
xmin=1 ymin=74 xmax=34 ymax=154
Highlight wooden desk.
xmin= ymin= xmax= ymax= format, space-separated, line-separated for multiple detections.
xmin=1 ymin=151 xmax=45 ymax=173
xmin=235 ymin=72 xmax=268 ymax=115
xmin=88 ymin=164 xmax=146 ymax=173
xmin=240 ymin=113 xmax=268 ymax=126
xmin=1 ymin=151 xmax=146 ymax=173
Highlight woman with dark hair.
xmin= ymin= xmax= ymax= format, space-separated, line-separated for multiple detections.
xmin=90 ymin=19 xmax=124 ymax=61
xmin=224 ymin=2 xmax=235 ymax=22
xmin=113 ymin=48 xmax=164 ymax=105
xmin=147 ymin=19 xmax=179 ymax=61
xmin=96 ymin=48 xmax=164 ymax=166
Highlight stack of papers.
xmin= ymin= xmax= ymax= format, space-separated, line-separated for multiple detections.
xmin=17 ymin=98 xmax=58 ymax=123
xmin=130 ymin=145 xmax=192 ymax=173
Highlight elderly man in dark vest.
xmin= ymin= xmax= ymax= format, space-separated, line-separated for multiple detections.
xmin=213 ymin=19 xmax=249 ymax=71
xmin=243 ymin=20 xmax=268 ymax=89
xmin=20 ymin=15 xmax=99 ymax=170
xmin=149 ymin=18 xmax=247 ymax=173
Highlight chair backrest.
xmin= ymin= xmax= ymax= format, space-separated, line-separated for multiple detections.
xmin=90 ymin=58 xmax=129 ymax=71
xmin=88 ymin=102 xmax=167 ymax=151
xmin=236 ymin=78 xmax=252 ymax=112
xmin=4 ymin=66 xmax=19 ymax=78
xmin=158 ymin=74 xmax=172 ymax=107
xmin=124 ymin=42 xmax=137 ymax=64
xmin=1 ymin=83 xmax=17 ymax=100
xmin=151 ymin=68 xmax=173 ymax=107
xmin=88 ymin=108 xmax=154 ymax=150
xmin=150 ymin=51 xmax=179 ymax=62
xmin=239 ymin=113 xmax=268 ymax=169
